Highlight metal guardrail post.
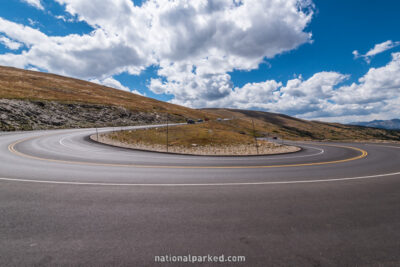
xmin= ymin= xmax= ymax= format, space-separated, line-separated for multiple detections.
xmin=166 ymin=113 xmax=169 ymax=152
xmin=252 ymin=119 xmax=259 ymax=155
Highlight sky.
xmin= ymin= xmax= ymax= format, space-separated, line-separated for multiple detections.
xmin=0 ymin=0 xmax=399 ymax=123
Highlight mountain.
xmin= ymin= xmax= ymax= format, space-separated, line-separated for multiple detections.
xmin=0 ymin=65 xmax=399 ymax=141
xmin=350 ymin=119 xmax=400 ymax=130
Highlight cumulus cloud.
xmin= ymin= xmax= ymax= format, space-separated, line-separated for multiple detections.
xmin=21 ymin=0 xmax=44 ymax=10
xmin=0 ymin=0 xmax=313 ymax=78
xmin=91 ymin=77 xmax=130 ymax=91
xmin=27 ymin=18 xmax=39 ymax=27
xmin=0 ymin=36 xmax=22 ymax=50
xmin=145 ymin=0 xmax=313 ymax=107
xmin=54 ymin=15 xmax=75 ymax=23
xmin=91 ymin=76 xmax=143 ymax=95
xmin=149 ymin=61 xmax=234 ymax=107
xmin=0 ymin=18 xmax=149 ymax=78
xmin=353 ymin=40 xmax=400 ymax=63
xmin=0 ymin=17 xmax=49 ymax=49
xmin=196 ymin=71 xmax=348 ymax=115
xmin=333 ymin=52 xmax=400 ymax=109
xmin=352 ymin=50 xmax=359 ymax=58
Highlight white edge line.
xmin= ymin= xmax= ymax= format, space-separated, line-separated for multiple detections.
xmin=1 ymin=171 xmax=399 ymax=186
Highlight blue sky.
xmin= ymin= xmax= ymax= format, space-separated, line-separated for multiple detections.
xmin=0 ymin=0 xmax=399 ymax=122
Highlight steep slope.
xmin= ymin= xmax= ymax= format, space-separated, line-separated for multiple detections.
xmin=204 ymin=108 xmax=400 ymax=141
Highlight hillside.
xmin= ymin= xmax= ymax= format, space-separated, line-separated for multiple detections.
xmin=0 ymin=66 xmax=212 ymax=130
xmin=204 ymin=109 xmax=400 ymax=141
xmin=0 ymin=66 xmax=207 ymax=117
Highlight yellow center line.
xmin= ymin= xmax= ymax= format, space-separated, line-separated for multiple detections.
xmin=8 ymin=133 xmax=368 ymax=169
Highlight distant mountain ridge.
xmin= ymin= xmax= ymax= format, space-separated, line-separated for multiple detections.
xmin=350 ymin=119 xmax=400 ymax=130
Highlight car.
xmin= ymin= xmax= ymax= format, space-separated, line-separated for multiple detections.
xmin=187 ymin=119 xmax=195 ymax=124
xmin=217 ymin=118 xmax=222 ymax=121
xmin=197 ymin=119 xmax=203 ymax=123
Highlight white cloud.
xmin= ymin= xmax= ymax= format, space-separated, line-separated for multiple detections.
xmin=0 ymin=17 xmax=49 ymax=46
xmin=131 ymin=89 xmax=144 ymax=96
xmin=0 ymin=18 xmax=149 ymax=78
xmin=91 ymin=77 xmax=130 ymax=91
xmin=193 ymin=71 xmax=348 ymax=115
xmin=149 ymin=62 xmax=234 ymax=107
xmin=55 ymin=15 xmax=66 ymax=21
xmin=54 ymin=15 xmax=76 ymax=23
xmin=91 ymin=77 xmax=144 ymax=95
xmin=366 ymin=40 xmax=400 ymax=57
xmin=333 ymin=52 xmax=400 ymax=109
xmin=0 ymin=0 xmax=313 ymax=77
xmin=353 ymin=40 xmax=400 ymax=63
xmin=21 ymin=0 xmax=44 ymax=10
xmin=27 ymin=18 xmax=39 ymax=27
xmin=144 ymin=0 xmax=313 ymax=107
xmin=0 ymin=36 xmax=22 ymax=50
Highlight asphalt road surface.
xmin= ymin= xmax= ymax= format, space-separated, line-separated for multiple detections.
xmin=1 ymin=125 xmax=400 ymax=266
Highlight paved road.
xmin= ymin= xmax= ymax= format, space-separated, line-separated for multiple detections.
xmin=1 ymin=126 xmax=400 ymax=266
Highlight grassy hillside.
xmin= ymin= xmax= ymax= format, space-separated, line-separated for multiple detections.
xmin=204 ymin=109 xmax=400 ymax=141
xmin=0 ymin=66 xmax=208 ymax=119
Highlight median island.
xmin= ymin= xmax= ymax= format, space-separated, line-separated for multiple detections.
xmin=94 ymin=120 xmax=300 ymax=156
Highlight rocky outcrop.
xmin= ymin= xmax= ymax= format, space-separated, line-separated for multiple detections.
xmin=0 ymin=99 xmax=180 ymax=131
